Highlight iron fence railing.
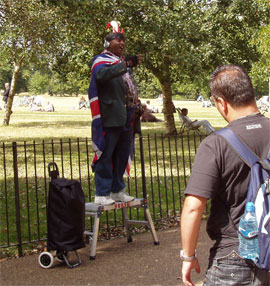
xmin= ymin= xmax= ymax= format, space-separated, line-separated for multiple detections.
xmin=0 ymin=133 xmax=206 ymax=256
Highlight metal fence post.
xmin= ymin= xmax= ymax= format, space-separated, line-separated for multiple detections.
xmin=138 ymin=132 xmax=147 ymax=200
xmin=0 ymin=135 xmax=201 ymax=254
xmin=12 ymin=142 xmax=23 ymax=256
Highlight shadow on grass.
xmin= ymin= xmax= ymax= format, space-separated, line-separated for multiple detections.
xmin=10 ymin=120 xmax=91 ymax=128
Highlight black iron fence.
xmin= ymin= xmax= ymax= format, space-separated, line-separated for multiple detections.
xmin=0 ymin=133 xmax=206 ymax=256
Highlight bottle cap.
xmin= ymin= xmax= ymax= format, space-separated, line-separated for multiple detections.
xmin=246 ymin=202 xmax=255 ymax=212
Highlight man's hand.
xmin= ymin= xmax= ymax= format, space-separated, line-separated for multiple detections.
xmin=182 ymin=259 xmax=201 ymax=286
xmin=125 ymin=54 xmax=144 ymax=67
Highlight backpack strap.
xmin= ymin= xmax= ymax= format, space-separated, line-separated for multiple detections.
xmin=216 ymin=128 xmax=270 ymax=200
xmin=215 ymin=128 xmax=260 ymax=168
xmin=215 ymin=128 xmax=262 ymax=235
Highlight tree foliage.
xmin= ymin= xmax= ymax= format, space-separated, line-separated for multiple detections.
xmin=1 ymin=0 xmax=269 ymax=129
xmin=249 ymin=0 xmax=270 ymax=96
xmin=49 ymin=0 xmax=268 ymax=133
xmin=0 ymin=0 xmax=61 ymax=124
xmin=51 ymin=0 xmax=207 ymax=134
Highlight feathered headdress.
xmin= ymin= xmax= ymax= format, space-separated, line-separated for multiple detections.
xmin=106 ymin=20 xmax=124 ymax=33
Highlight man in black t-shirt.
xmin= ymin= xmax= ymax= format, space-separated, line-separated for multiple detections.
xmin=180 ymin=65 xmax=270 ymax=286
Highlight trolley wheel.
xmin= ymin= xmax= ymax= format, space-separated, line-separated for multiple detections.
xmin=38 ymin=251 xmax=54 ymax=269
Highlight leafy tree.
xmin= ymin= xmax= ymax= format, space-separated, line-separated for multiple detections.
xmin=0 ymin=0 xmax=61 ymax=125
xmin=250 ymin=0 xmax=270 ymax=96
xmin=51 ymin=0 xmax=267 ymax=134
xmin=200 ymin=0 xmax=270 ymax=96
xmin=113 ymin=1 xmax=205 ymax=134
xmin=28 ymin=71 xmax=51 ymax=95
xmin=0 ymin=61 xmax=12 ymax=90
xmin=2 ymin=0 xmax=267 ymax=132
xmin=135 ymin=69 xmax=162 ymax=99
xmin=49 ymin=0 xmax=205 ymax=134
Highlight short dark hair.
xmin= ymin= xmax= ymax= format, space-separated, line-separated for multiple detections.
xmin=210 ymin=64 xmax=255 ymax=107
xmin=105 ymin=32 xmax=125 ymax=43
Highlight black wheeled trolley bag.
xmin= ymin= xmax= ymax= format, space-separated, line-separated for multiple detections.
xmin=38 ymin=162 xmax=85 ymax=269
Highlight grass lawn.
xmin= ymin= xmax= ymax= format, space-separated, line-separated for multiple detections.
xmin=0 ymin=93 xmax=230 ymax=143
xmin=0 ymin=94 xmax=268 ymax=254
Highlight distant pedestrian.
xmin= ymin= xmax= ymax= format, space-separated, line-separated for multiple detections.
xmin=2 ymin=83 xmax=10 ymax=108
xmin=195 ymin=89 xmax=204 ymax=102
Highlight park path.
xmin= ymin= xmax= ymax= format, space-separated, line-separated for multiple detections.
xmin=0 ymin=221 xmax=211 ymax=286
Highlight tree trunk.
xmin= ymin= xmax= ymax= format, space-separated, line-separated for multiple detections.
xmin=161 ymin=79 xmax=177 ymax=135
xmin=3 ymin=63 xmax=22 ymax=126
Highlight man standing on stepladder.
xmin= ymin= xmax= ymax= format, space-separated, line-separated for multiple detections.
xmin=88 ymin=21 xmax=143 ymax=206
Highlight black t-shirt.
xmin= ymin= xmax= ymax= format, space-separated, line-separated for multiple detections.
xmin=184 ymin=113 xmax=270 ymax=260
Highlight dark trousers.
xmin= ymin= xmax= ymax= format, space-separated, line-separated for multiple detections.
xmin=3 ymin=96 xmax=8 ymax=108
xmin=94 ymin=126 xmax=133 ymax=196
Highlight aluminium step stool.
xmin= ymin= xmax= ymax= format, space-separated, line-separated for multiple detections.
xmin=84 ymin=198 xmax=159 ymax=260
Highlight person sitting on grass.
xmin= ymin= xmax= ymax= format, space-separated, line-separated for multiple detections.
xmin=145 ymin=100 xmax=159 ymax=113
xmin=79 ymin=96 xmax=88 ymax=109
xmin=201 ymin=99 xmax=212 ymax=108
xmin=45 ymin=101 xmax=55 ymax=112
xmin=141 ymin=104 xmax=163 ymax=122
xmin=181 ymin=108 xmax=215 ymax=134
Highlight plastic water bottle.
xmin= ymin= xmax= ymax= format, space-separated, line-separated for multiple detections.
xmin=238 ymin=202 xmax=259 ymax=263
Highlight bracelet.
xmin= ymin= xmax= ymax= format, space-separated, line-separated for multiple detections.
xmin=180 ymin=250 xmax=196 ymax=261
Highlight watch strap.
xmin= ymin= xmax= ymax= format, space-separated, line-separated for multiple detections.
xmin=180 ymin=250 xmax=196 ymax=261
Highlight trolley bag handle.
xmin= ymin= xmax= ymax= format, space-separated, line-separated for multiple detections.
xmin=48 ymin=162 xmax=59 ymax=181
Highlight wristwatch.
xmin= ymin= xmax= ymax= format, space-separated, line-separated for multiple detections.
xmin=180 ymin=250 xmax=196 ymax=261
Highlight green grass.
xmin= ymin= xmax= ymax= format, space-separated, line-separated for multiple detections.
xmin=0 ymin=132 xmax=200 ymax=250
xmin=1 ymin=94 xmax=268 ymax=255
xmin=0 ymin=96 xmax=219 ymax=251
xmin=0 ymin=94 xmax=229 ymax=143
